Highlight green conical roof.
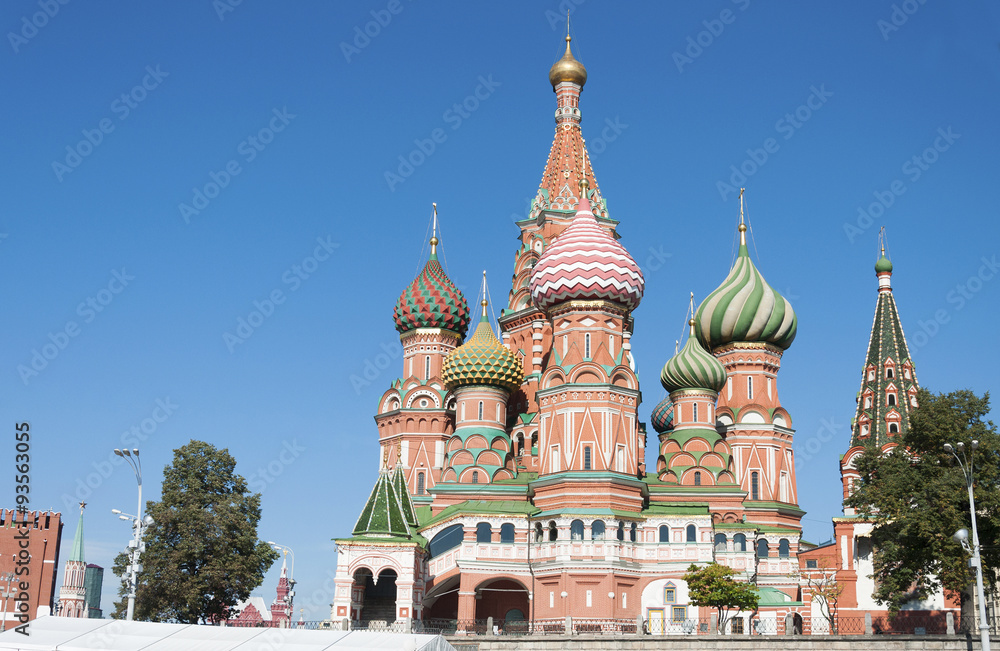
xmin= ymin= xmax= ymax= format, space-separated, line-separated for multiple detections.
xmin=391 ymin=465 xmax=418 ymax=527
xmin=695 ymin=225 xmax=796 ymax=351
xmin=69 ymin=511 xmax=85 ymax=563
xmin=352 ymin=467 xmax=415 ymax=538
xmin=442 ymin=310 xmax=524 ymax=393
xmin=661 ymin=321 xmax=728 ymax=393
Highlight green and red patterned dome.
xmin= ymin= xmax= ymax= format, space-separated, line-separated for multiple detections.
xmin=694 ymin=223 xmax=796 ymax=351
xmin=442 ymin=304 xmax=524 ymax=394
xmin=650 ymin=397 xmax=674 ymax=434
xmin=393 ymin=242 xmax=470 ymax=336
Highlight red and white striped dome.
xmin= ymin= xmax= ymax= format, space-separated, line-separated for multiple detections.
xmin=529 ymin=195 xmax=644 ymax=311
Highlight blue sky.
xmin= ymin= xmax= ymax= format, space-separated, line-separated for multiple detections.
xmin=3 ymin=1 xmax=998 ymax=620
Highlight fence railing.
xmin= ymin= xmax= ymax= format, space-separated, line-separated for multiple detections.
xmin=268 ymin=611 xmax=983 ymax=637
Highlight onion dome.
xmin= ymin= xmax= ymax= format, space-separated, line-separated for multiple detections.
xmin=442 ymin=298 xmax=524 ymax=394
xmin=529 ymin=183 xmax=644 ymax=311
xmin=393 ymin=230 xmax=470 ymax=337
xmin=650 ymin=397 xmax=674 ymax=434
xmin=875 ymin=253 xmax=893 ymax=274
xmin=549 ymin=35 xmax=587 ymax=89
xmin=661 ymin=320 xmax=728 ymax=393
xmin=694 ymin=220 xmax=796 ymax=351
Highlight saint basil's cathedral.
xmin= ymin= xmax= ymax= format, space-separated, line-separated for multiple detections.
xmin=331 ymin=35 xmax=951 ymax=633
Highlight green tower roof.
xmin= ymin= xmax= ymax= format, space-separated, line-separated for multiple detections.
xmin=69 ymin=510 xmax=85 ymax=563
xmin=352 ymin=466 xmax=417 ymax=539
xmin=661 ymin=320 xmax=728 ymax=394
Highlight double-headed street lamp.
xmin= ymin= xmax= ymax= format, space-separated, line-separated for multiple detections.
xmin=113 ymin=448 xmax=154 ymax=622
xmin=944 ymin=440 xmax=991 ymax=651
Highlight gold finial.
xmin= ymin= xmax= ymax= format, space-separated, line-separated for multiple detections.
xmin=579 ymin=142 xmax=589 ymax=194
xmin=738 ymin=188 xmax=747 ymax=246
xmin=688 ymin=292 xmax=696 ymax=335
xmin=566 ymin=10 xmax=571 ymax=40
xmin=396 ymin=439 xmax=402 ymax=467
xmin=549 ymin=24 xmax=587 ymax=89
xmin=674 ymin=339 xmax=679 ymax=355
xmin=481 ymin=270 xmax=489 ymax=317
xmin=430 ymin=203 xmax=439 ymax=254
xmin=382 ymin=445 xmax=388 ymax=470
xmin=879 ymin=225 xmax=886 ymax=257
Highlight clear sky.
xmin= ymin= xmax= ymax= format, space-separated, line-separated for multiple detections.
xmin=3 ymin=1 xmax=998 ymax=620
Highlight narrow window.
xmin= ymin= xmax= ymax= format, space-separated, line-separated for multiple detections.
xmin=424 ymin=356 xmax=430 ymax=380
xmin=592 ymin=520 xmax=606 ymax=540
xmin=778 ymin=538 xmax=790 ymax=558
xmin=584 ymin=446 xmax=592 ymax=470
xmin=686 ymin=524 xmax=696 ymax=542
xmin=571 ymin=519 xmax=584 ymax=540
xmin=562 ymin=335 xmax=568 ymax=356
xmin=747 ymin=376 xmax=754 ymax=400
xmin=408 ymin=357 xmax=413 ymax=377
xmin=585 ymin=333 xmax=591 ymax=358
xmin=694 ymin=471 xmax=701 ymax=486
xmin=630 ymin=522 xmax=637 ymax=542
xmin=887 ymin=367 xmax=894 ymax=378
xmin=472 ymin=471 xmax=479 ymax=484
xmin=616 ymin=446 xmax=624 ymax=472
xmin=617 ymin=521 xmax=625 ymax=541
xmin=417 ymin=472 xmax=425 ymax=495
xmin=861 ymin=424 xmax=869 ymax=437
xmin=732 ymin=618 xmax=744 ymax=634
xmin=672 ymin=606 xmax=687 ymax=623
xmin=659 ymin=525 xmax=669 ymax=543
xmin=714 ymin=533 xmax=727 ymax=552
xmin=693 ymin=403 xmax=698 ymax=422
xmin=609 ymin=334 xmax=614 ymax=358
xmin=888 ymin=393 xmax=896 ymax=406
xmin=535 ymin=522 xmax=543 ymax=542
xmin=751 ymin=471 xmax=759 ymax=500
xmin=757 ymin=539 xmax=769 ymax=558
xmin=586 ymin=590 xmax=592 ymax=607
xmin=889 ymin=423 xmax=899 ymax=433
xmin=476 ymin=522 xmax=492 ymax=543
xmin=551 ymin=445 xmax=560 ymax=472
xmin=500 ymin=523 xmax=515 ymax=543
xmin=664 ymin=584 xmax=676 ymax=603
xmin=478 ymin=401 xmax=484 ymax=420
xmin=865 ymin=396 xmax=872 ymax=408
xmin=734 ymin=533 xmax=747 ymax=552
xmin=622 ymin=593 xmax=627 ymax=609
xmin=548 ymin=521 xmax=558 ymax=541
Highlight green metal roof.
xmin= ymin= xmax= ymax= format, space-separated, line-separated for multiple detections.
xmin=421 ymin=500 xmax=539 ymax=529
xmin=68 ymin=511 xmax=85 ymax=563
xmin=351 ymin=467 xmax=417 ymax=539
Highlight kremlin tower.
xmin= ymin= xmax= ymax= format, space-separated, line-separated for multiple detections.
xmin=57 ymin=505 xmax=87 ymax=618
xmin=334 ymin=33 xmax=811 ymax=634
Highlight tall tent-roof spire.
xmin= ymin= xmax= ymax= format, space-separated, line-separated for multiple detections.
xmin=352 ymin=463 xmax=417 ymax=539
xmin=69 ymin=502 xmax=86 ymax=563
xmin=848 ymin=230 xmax=917 ymax=450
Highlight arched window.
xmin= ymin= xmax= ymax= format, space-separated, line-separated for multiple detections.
xmin=548 ymin=521 xmax=558 ymax=541
xmin=889 ymin=423 xmax=899 ymax=433
xmin=416 ymin=472 xmax=425 ymax=495
xmin=476 ymin=522 xmax=492 ymax=543
xmin=500 ymin=523 xmax=515 ymax=543
xmin=472 ymin=471 xmax=479 ymax=484
xmin=530 ymin=432 xmax=538 ymax=453
xmin=571 ymin=519 xmax=584 ymax=540
xmin=693 ymin=403 xmax=698 ymax=422
xmin=757 ymin=539 xmax=770 ymax=558
xmin=516 ymin=435 xmax=524 ymax=456
xmin=733 ymin=533 xmax=747 ymax=552
xmin=478 ymin=401 xmax=484 ymax=420
xmin=659 ymin=525 xmax=670 ymax=543
xmin=888 ymin=393 xmax=896 ymax=406
xmin=428 ymin=523 xmax=465 ymax=559
xmin=617 ymin=521 xmax=625 ymax=541
xmin=694 ymin=471 xmax=702 ymax=486
xmin=887 ymin=367 xmax=894 ymax=378
xmin=592 ymin=520 xmax=606 ymax=540
xmin=686 ymin=524 xmax=696 ymax=542
xmin=424 ymin=356 xmax=430 ymax=380
xmin=534 ymin=522 xmax=543 ymax=542
xmin=714 ymin=533 xmax=727 ymax=552
xmin=778 ymin=538 xmax=790 ymax=558
xmin=865 ymin=395 xmax=872 ymax=408
xmin=747 ymin=376 xmax=754 ymax=400
xmin=583 ymin=446 xmax=592 ymax=470
xmin=861 ymin=424 xmax=870 ymax=437
xmin=751 ymin=471 xmax=760 ymax=500
xmin=630 ymin=522 xmax=637 ymax=542
xmin=584 ymin=333 xmax=591 ymax=358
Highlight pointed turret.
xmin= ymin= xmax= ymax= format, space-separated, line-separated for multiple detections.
xmin=58 ymin=503 xmax=88 ymax=618
xmin=69 ymin=508 xmax=85 ymax=563
xmin=352 ymin=451 xmax=418 ymax=539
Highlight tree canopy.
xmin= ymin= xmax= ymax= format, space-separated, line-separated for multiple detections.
xmin=112 ymin=440 xmax=279 ymax=622
xmin=683 ymin=562 xmax=759 ymax=633
xmin=845 ymin=388 xmax=1000 ymax=612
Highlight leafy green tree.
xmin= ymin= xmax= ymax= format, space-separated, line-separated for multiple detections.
xmin=684 ymin=562 xmax=759 ymax=633
xmin=112 ymin=440 xmax=279 ymax=622
xmin=846 ymin=388 xmax=1000 ymax=613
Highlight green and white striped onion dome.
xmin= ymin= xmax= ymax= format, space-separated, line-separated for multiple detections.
xmin=661 ymin=320 xmax=728 ymax=393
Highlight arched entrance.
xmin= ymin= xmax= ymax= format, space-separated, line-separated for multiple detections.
xmin=355 ymin=568 xmax=398 ymax=624
xmin=474 ymin=578 xmax=530 ymax=630
xmin=424 ymin=574 xmax=460 ymax=621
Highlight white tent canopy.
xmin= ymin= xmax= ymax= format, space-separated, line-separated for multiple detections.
xmin=0 ymin=618 xmax=454 ymax=651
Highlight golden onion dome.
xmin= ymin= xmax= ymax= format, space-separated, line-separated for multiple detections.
xmin=548 ymin=36 xmax=587 ymax=89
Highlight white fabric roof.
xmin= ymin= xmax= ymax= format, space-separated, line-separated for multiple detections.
xmin=0 ymin=618 xmax=454 ymax=651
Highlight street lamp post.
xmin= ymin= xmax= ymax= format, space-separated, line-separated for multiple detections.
xmin=267 ymin=542 xmax=295 ymax=625
xmin=944 ymin=440 xmax=991 ymax=651
xmin=113 ymin=448 xmax=154 ymax=622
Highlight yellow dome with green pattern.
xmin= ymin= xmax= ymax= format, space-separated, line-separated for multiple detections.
xmin=442 ymin=306 xmax=524 ymax=394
